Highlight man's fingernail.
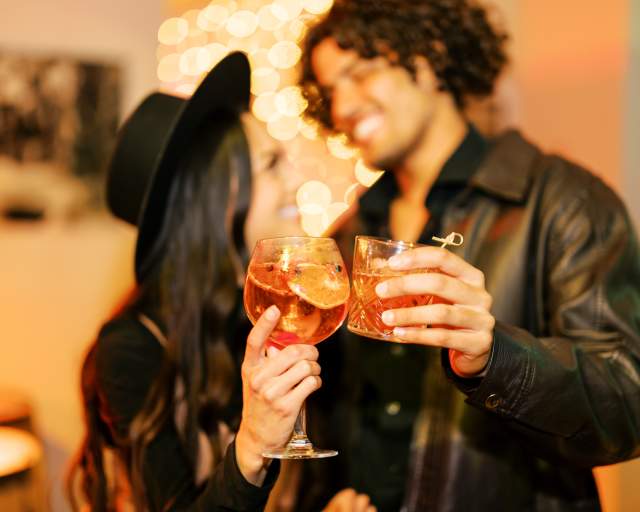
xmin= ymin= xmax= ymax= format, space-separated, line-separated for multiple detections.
xmin=376 ymin=282 xmax=388 ymax=296
xmin=381 ymin=311 xmax=395 ymax=325
xmin=394 ymin=327 xmax=407 ymax=337
xmin=388 ymin=255 xmax=403 ymax=268
xmin=266 ymin=306 xmax=279 ymax=320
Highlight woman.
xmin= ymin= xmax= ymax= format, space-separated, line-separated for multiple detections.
xmin=67 ymin=53 xmax=319 ymax=511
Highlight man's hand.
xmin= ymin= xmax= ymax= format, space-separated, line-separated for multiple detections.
xmin=376 ymin=246 xmax=495 ymax=377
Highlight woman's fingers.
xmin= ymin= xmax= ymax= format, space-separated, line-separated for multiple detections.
xmin=247 ymin=343 xmax=319 ymax=391
xmin=244 ymin=306 xmax=280 ymax=366
xmin=260 ymin=360 xmax=322 ymax=403
xmin=274 ymin=375 xmax=322 ymax=415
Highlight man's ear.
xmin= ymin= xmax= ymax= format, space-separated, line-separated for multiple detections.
xmin=413 ymin=55 xmax=438 ymax=92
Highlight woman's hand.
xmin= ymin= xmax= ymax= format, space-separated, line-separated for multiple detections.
xmin=377 ymin=246 xmax=495 ymax=377
xmin=323 ymin=489 xmax=377 ymax=512
xmin=236 ymin=306 xmax=322 ymax=485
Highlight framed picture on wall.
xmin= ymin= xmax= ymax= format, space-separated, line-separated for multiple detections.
xmin=0 ymin=51 xmax=120 ymax=221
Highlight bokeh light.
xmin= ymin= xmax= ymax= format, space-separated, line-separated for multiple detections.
xmin=251 ymin=67 xmax=281 ymax=95
xmin=226 ymin=10 xmax=259 ymax=38
xmin=158 ymin=17 xmax=189 ymax=45
xmin=268 ymin=41 xmax=302 ymax=69
xmin=157 ymin=53 xmax=183 ymax=82
xmin=355 ymin=158 xmax=385 ymax=187
xmin=275 ymin=86 xmax=308 ymax=117
xmin=327 ymin=134 xmax=358 ymax=160
xmin=267 ymin=116 xmax=300 ymax=141
xmin=252 ymin=92 xmax=280 ymax=123
xmin=157 ymin=0 xmax=366 ymax=236
xmin=197 ymin=5 xmax=230 ymax=32
xmin=303 ymin=0 xmax=334 ymax=15
xmin=296 ymin=180 xmax=332 ymax=214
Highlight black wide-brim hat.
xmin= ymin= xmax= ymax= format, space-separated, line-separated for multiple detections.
xmin=106 ymin=52 xmax=250 ymax=281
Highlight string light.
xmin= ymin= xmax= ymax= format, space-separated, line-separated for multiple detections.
xmin=296 ymin=180 xmax=332 ymax=214
xmin=355 ymin=158 xmax=385 ymax=187
xmin=275 ymin=86 xmax=307 ymax=117
xmin=268 ymin=41 xmax=302 ymax=69
xmin=157 ymin=0 xmax=374 ymax=237
xmin=226 ymin=10 xmax=258 ymax=38
xmin=267 ymin=116 xmax=300 ymax=141
xmin=158 ymin=17 xmax=189 ymax=45
xmin=343 ymin=182 xmax=360 ymax=204
xmin=251 ymin=67 xmax=281 ymax=95
xmin=197 ymin=5 xmax=229 ymax=32
xmin=157 ymin=53 xmax=183 ymax=82
xmin=302 ymin=0 xmax=334 ymax=15
xmin=327 ymin=134 xmax=358 ymax=160
xmin=257 ymin=4 xmax=286 ymax=31
xmin=252 ymin=92 xmax=280 ymax=123
xmin=273 ymin=0 xmax=303 ymax=21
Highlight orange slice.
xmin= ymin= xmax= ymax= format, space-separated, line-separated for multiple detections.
xmin=247 ymin=263 xmax=294 ymax=296
xmin=287 ymin=263 xmax=350 ymax=309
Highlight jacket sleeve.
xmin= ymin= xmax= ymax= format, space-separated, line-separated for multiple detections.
xmin=445 ymin=176 xmax=640 ymax=467
xmin=95 ymin=321 xmax=279 ymax=511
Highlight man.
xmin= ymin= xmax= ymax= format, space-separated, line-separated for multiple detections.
xmin=292 ymin=1 xmax=640 ymax=511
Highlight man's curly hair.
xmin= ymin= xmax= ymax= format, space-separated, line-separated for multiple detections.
xmin=300 ymin=0 xmax=508 ymax=130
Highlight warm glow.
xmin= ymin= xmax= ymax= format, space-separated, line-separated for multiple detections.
xmin=204 ymin=42 xmax=229 ymax=67
xmin=175 ymin=83 xmax=198 ymax=96
xmin=268 ymin=41 xmax=302 ymax=69
xmin=343 ymin=182 xmax=360 ymax=204
xmin=0 ymin=428 xmax=41 ymax=478
xmin=157 ymin=53 xmax=183 ymax=82
xmin=183 ymin=10 xmax=204 ymax=37
xmin=252 ymin=93 xmax=280 ymax=123
xmin=251 ymin=67 xmax=281 ymax=95
xmin=179 ymin=47 xmax=210 ymax=76
xmin=258 ymin=4 xmax=286 ymax=31
xmin=226 ymin=10 xmax=258 ymax=38
xmin=273 ymin=0 xmax=303 ymax=22
xmin=298 ymin=118 xmax=319 ymax=140
xmin=302 ymin=0 xmax=333 ymax=15
xmin=301 ymin=212 xmax=327 ymax=236
xmin=323 ymin=202 xmax=349 ymax=227
xmin=275 ymin=86 xmax=308 ymax=117
xmin=327 ymin=134 xmax=358 ymax=160
xmin=296 ymin=180 xmax=332 ymax=214
xmin=355 ymin=158 xmax=385 ymax=187
xmin=158 ymin=17 xmax=189 ymax=45
xmin=197 ymin=4 xmax=229 ymax=32
xmin=267 ymin=116 xmax=300 ymax=141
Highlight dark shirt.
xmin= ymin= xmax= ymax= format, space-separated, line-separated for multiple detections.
xmin=332 ymin=126 xmax=488 ymax=511
xmin=94 ymin=311 xmax=278 ymax=511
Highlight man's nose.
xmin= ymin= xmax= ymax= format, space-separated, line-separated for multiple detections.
xmin=331 ymin=80 xmax=360 ymax=130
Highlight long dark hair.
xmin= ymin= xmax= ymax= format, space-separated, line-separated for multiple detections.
xmin=67 ymin=113 xmax=252 ymax=511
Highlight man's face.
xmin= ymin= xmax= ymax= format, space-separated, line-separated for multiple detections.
xmin=311 ymin=37 xmax=439 ymax=170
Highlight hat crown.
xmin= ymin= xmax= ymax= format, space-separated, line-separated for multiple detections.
xmin=106 ymin=93 xmax=185 ymax=227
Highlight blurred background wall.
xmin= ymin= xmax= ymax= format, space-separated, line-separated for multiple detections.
xmin=0 ymin=0 xmax=638 ymax=510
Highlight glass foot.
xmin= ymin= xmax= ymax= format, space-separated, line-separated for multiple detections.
xmin=263 ymin=435 xmax=338 ymax=459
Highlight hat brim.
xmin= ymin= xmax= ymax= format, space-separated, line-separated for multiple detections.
xmin=134 ymin=52 xmax=251 ymax=280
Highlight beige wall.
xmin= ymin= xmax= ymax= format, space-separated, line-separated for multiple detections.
xmin=0 ymin=1 xmax=160 ymax=509
xmin=492 ymin=1 xmax=640 ymax=511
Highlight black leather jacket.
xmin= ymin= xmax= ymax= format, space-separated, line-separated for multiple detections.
xmin=302 ymin=131 xmax=640 ymax=512
xmin=400 ymin=131 xmax=640 ymax=511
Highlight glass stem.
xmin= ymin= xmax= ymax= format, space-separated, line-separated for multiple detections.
xmin=287 ymin=401 xmax=313 ymax=451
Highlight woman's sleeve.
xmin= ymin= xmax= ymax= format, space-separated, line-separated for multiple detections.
xmin=95 ymin=320 xmax=279 ymax=511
